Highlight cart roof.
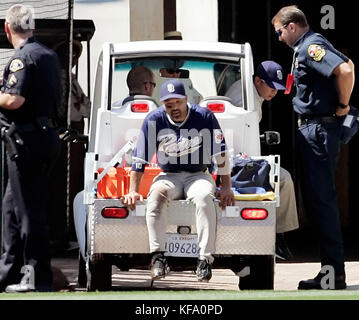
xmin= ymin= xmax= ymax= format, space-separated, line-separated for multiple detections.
xmin=109 ymin=40 xmax=245 ymax=62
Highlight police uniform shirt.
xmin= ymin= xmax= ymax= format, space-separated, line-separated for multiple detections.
xmin=132 ymin=103 xmax=227 ymax=173
xmin=292 ymin=29 xmax=349 ymax=115
xmin=1 ymin=37 xmax=61 ymax=123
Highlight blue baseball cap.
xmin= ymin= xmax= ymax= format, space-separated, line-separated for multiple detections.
xmin=255 ymin=61 xmax=286 ymax=90
xmin=160 ymin=79 xmax=186 ymax=101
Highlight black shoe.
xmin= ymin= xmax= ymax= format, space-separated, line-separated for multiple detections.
xmin=150 ymin=252 xmax=169 ymax=280
xmin=276 ymin=233 xmax=293 ymax=261
xmin=298 ymin=272 xmax=347 ymax=290
xmin=196 ymin=258 xmax=212 ymax=282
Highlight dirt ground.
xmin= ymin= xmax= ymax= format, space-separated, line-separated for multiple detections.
xmin=52 ymin=256 xmax=359 ymax=292
xmin=52 ymin=228 xmax=359 ymax=292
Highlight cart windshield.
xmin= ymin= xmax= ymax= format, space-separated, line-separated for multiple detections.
xmin=110 ymin=58 xmax=243 ymax=108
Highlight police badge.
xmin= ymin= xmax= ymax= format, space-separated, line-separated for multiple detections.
xmin=9 ymin=58 xmax=25 ymax=72
xmin=308 ymin=44 xmax=326 ymax=62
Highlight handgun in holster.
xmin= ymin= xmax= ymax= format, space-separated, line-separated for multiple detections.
xmin=0 ymin=123 xmax=24 ymax=161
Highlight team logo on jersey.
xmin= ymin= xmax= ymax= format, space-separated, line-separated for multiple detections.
xmin=167 ymin=83 xmax=175 ymax=93
xmin=158 ymin=133 xmax=202 ymax=157
xmin=308 ymin=44 xmax=326 ymax=62
xmin=9 ymin=58 xmax=25 ymax=72
xmin=214 ymin=129 xmax=224 ymax=144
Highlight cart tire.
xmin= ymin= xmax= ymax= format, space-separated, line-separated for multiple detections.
xmin=77 ymin=251 xmax=87 ymax=287
xmin=238 ymin=255 xmax=274 ymax=290
xmin=86 ymin=254 xmax=112 ymax=291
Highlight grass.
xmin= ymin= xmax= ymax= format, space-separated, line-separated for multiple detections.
xmin=1 ymin=289 xmax=359 ymax=300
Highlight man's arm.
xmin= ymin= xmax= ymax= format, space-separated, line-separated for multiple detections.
xmin=122 ymin=170 xmax=144 ymax=210
xmin=214 ymin=152 xmax=235 ymax=209
xmin=0 ymin=92 xmax=25 ymax=110
xmin=333 ymin=59 xmax=355 ymax=116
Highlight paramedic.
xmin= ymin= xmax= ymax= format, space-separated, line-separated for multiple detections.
xmin=159 ymin=31 xmax=203 ymax=104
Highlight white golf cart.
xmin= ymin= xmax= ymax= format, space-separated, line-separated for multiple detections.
xmin=73 ymin=40 xmax=280 ymax=291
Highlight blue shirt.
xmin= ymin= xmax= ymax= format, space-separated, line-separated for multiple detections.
xmin=292 ymin=30 xmax=348 ymax=115
xmin=1 ymin=37 xmax=62 ymax=124
xmin=132 ymin=103 xmax=227 ymax=173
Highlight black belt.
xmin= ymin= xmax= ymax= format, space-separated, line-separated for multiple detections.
xmin=15 ymin=117 xmax=56 ymax=132
xmin=297 ymin=115 xmax=337 ymax=127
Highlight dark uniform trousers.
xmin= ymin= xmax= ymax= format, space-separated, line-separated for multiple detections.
xmin=0 ymin=127 xmax=61 ymax=289
xmin=297 ymin=120 xmax=345 ymax=276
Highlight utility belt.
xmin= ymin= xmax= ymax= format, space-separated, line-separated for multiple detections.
xmin=0 ymin=117 xmax=55 ymax=160
xmin=297 ymin=114 xmax=338 ymax=127
xmin=15 ymin=117 xmax=56 ymax=133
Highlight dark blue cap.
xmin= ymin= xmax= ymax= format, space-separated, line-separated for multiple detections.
xmin=160 ymin=79 xmax=186 ymax=101
xmin=255 ymin=61 xmax=286 ymax=90
xmin=340 ymin=105 xmax=359 ymax=144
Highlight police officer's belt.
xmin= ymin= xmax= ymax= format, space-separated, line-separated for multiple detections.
xmin=298 ymin=115 xmax=337 ymax=127
xmin=15 ymin=117 xmax=56 ymax=132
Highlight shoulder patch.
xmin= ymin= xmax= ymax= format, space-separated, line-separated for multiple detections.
xmin=308 ymin=44 xmax=326 ymax=62
xmin=214 ymin=129 xmax=224 ymax=144
xmin=9 ymin=58 xmax=25 ymax=72
xmin=8 ymin=74 xmax=17 ymax=87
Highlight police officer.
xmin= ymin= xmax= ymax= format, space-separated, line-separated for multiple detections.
xmin=272 ymin=5 xmax=355 ymax=290
xmin=0 ymin=4 xmax=61 ymax=292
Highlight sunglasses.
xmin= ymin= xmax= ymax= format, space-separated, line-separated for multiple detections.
xmin=275 ymin=24 xmax=288 ymax=37
xmin=144 ymin=81 xmax=156 ymax=88
xmin=166 ymin=68 xmax=181 ymax=74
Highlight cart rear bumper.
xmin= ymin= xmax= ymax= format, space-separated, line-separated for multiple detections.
xmin=88 ymin=199 xmax=275 ymax=256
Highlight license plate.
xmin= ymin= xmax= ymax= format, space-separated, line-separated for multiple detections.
xmin=164 ymin=233 xmax=199 ymax=258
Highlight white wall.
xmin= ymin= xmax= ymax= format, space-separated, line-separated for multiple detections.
xmin=177 ymin=0 xmax=218 ymax=41
xmin=73 ymin=0 xmax=218 ymax=92
xmin=129 ymin=0 xmax=163 ymax=41
xmin=74 ymin=0 xmax=130 ymax=93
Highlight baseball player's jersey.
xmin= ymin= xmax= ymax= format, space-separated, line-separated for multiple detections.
xmin=132 ymin=103 xmax=227 ymax=172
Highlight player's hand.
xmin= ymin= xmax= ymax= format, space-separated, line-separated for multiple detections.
xmin=215 ymin=187 xmax=235 ymax=210
xmin=336 ymin=105 xmax=350 ymax=117
xmin=122 ymin=191 xmax=143 ymax=211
